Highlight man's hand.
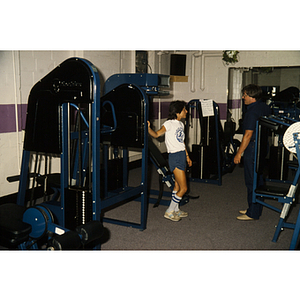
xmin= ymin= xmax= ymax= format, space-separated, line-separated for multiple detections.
xmin=234 ymin=153 xmax=241 ymax=164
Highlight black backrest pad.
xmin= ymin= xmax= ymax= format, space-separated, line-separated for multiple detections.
xmin=24 ymin=58 xmax=94 ymax=154
xmin=148 ymin=137 xmax=169 ymax=169
xmin=101 ymin=84 xmax=145 ymax=148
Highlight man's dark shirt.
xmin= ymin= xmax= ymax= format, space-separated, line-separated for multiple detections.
xmin=243 ymin=100 xmax=271 ymax=141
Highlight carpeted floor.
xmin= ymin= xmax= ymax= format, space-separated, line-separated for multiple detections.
xmin=1 ymin=163 xmax=299 ymax=251
xmin=100 ymin=164 xmax=300 ymax=250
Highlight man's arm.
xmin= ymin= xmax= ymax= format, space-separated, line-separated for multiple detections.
xmin=234 ymin=129 xmax=253 ymax=164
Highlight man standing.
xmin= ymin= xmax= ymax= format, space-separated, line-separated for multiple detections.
xmin=234 ymin=84 xmax=271 ymax=220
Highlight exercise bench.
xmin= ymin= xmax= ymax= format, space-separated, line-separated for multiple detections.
xmin=253 ymin=116 xmax=300 ymax=249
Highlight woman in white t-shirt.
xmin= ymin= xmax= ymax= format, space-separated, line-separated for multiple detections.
xmin=148 ymin=101 xmax=192 ymax=222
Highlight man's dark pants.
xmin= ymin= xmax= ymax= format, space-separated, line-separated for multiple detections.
xmin=243 ymin=141 xmax=263 ymax=219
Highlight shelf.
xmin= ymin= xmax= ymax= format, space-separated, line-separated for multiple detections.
xmin=170 ymin=75 xmax=188 ymax=82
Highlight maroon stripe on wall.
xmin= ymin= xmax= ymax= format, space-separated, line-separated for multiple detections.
xmin=161 ymin=102 xmax=170 ymax=119
xmin=0 ymin=105 xmax=16 ymax=133
xmin=0 ymin=104 xmax=27 ymax=133
xmin=151 ymin=102 xmax=170 ymax=120
xmin=228 ymin=99 xmax=241 ymax=109
xmin=1 ymin=101 xmax=227 ymax=134
xmin=218 ymin=103 xmax=227 ymax=120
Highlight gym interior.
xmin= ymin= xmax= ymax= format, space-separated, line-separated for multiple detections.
xmin=1 ymin=50 xmax=300 ymax=251
xmin=1 ymin=50 xmax=300 ymax=295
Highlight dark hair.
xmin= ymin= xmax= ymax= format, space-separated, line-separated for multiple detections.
xmin=167 ymin=100 xmax=187 ymax=120
xmin=242 ymin=84 xmax=262 ymax=100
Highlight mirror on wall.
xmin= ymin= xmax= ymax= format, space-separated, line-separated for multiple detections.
xmin=227 ymin=66 xmax=300 ymax=127
xmin=242 ymin=66 xmax=300 ymax=101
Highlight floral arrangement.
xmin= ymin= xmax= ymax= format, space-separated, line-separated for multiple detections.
xmin=222 ymin=50 xmax=239 ymax=65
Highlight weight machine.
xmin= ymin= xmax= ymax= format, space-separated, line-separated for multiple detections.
xmin=15 ymin=58 xmax=103 ymax=232
xmin=253 ymin=115 xmax=300 ymax=249
xmin=99 ymin=82 xmax=149 ymax=228
xmin=0 ymin=202 xmax=104 ymax=250
xmin=104 ymin=73 xmax=177 ymax=207
xmin=264 ymin=87 xmax=300 ymax=182
xmin=0 ymin=57 xmax=151 ymax=249
xmin=269 ymin=86 xmax=300 ymax=120
xmin=104 ymin=73 xmax=199 ymax=207
xmin=186 ymin=99 xmax=239 ymax=186
xmin=104 ymin=73 xmax=170 ymax=96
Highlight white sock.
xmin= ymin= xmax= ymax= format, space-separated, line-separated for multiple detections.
xmin=173 ymin=194 xmax=182 ymax=212
xmin=166 ymin=193 xmax=182 ymax=213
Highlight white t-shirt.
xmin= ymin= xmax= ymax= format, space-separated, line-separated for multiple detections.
xmin=163 ymin=119 xmax=185 ymax=153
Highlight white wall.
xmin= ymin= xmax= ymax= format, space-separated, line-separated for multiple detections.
xmin=1 ymin=50 xmax=300 ymax=197
xmin=152 ymin=51 xmax=227 ymax=104
xmin=153 ymin=50 xmax=300 ymax=104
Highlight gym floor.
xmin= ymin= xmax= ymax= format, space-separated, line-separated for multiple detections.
xmin=100 ymin=164 xmax=300 ymax=250
xmin=1 ymin=163 xmax=299 ymax=251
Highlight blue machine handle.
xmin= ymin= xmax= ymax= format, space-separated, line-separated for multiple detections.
xmin=101 ymin=100 xmax=117 ymax=134
xmin=70 ymin=103 xmax=89 ymax=128
xmin=70 ymin=101 xmax=117 ymax=134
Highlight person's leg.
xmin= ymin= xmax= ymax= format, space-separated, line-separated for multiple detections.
xmin=168 ymin=168 xmax=188 ymax=217
xmin=243 ymin=152 xmax=253 ymax=213
xmin=164 ymin=188 xmax=182 ymax=221
xmin=173 ymin=167 xmax=188 ymax=198
xmin=173 ymin=181 xmax=179 ymax=195
xmin=241 ymin=142 xmax=262 ymax=219
xmin=165 ymin=151 xmax=188 ymax=221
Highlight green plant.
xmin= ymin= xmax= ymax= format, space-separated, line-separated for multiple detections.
xmin=222 ymin=51 xmax=239 ymax=65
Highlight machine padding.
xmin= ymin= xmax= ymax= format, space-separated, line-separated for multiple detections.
xmin=76 ymin=221 xmax=104 ymax=245
xmin=0 ymin=203 xmax=32 ymax=248
xmin=49 ymin=231 xmax=82 ymax=250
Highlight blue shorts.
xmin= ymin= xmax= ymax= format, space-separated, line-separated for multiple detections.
xmin=168 ymin=151 xmax=186 ymax=172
